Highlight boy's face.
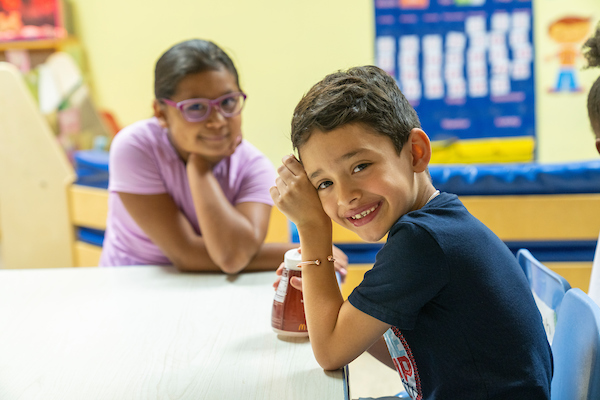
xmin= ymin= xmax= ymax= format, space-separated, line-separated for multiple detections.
xmin=299 ymin=123 xmax=423 ymax=242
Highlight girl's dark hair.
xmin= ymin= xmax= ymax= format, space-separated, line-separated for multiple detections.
xmin=154 ymin=39 xmax=240 ymax=100
xmin=291 ymin=65 xmax=421 ymax=155
xmin=583 ymin=22 xmax=600 ymax=135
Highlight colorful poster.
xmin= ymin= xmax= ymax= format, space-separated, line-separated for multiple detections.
xmin=0 ymin=0 xmax=65 ymax=41
xmin=375 ymin=0 xmax=535 ymax=162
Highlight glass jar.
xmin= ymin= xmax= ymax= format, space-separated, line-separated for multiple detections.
xmin=271 ymin=248 xmax=308 ymax=337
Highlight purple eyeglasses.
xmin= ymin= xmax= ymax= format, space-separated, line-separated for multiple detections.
xmin=161 ymin=92 xmax=247 ymax=122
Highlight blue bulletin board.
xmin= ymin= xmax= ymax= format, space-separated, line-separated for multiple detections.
xmin=375 ymin=0 xmax=535 ymax=162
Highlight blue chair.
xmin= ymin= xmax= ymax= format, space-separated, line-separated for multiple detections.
xmin=516 ymin=249 xmax=571 ymax=344
xmin=551 ymin=288 xmax=600 ymax=400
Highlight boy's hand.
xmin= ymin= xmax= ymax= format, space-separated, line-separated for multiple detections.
xmin=272 ymin=245 xmax=349 ymax=291
xmin=270 ymin=155 xmax=330 ymax=229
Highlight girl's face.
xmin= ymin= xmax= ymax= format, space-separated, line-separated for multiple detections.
xmin=155 ymin=68 xmax=242 ymax=162
xmin=299 ymin=124 xmax=432 ymax=242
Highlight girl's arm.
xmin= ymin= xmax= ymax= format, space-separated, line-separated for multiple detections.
xmin=272 ymin=155 xmax=391 ymax=370
xmin=118 ymin=191 xmax=297 ymax=273
xmin=185 ymin=153 xmax=273 ymax=273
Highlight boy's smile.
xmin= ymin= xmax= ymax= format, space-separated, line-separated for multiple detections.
xmin=299 ymin=123 xmax=433 ymax=242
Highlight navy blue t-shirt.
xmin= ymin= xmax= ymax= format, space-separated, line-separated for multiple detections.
xmin=348 ymin=192 xmax=552 ymax=400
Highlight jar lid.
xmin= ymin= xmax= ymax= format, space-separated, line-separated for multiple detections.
xmin=284 ymin=248 xmax=303 ymax=271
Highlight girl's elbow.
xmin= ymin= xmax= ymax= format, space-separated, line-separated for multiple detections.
xmin=213 ymin=253 xmax=251 ymax=275
xmin=172 ymin=258 xmax=199 ymax=272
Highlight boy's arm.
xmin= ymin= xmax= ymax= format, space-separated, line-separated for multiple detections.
xmin=272 ymin=155 xmax=391 ymax=370
xmin=367 ymin=336 xmax=396 ymax=370
xmin=297 ymin=227 xmax=391 ymax=370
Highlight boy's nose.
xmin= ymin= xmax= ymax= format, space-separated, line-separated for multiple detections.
xmin=336 ymin=183 xmax=361 ymax=207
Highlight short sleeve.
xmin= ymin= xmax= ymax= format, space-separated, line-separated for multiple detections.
xmin=108 ymin=125 xmax=167 ymax=195
xmin=348 ymin=221 xmax=450 ymax=329
xmin=232 ymin=147 xmax=276 ymax=206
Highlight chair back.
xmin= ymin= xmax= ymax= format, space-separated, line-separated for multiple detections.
xmin=516 ymin=249 xmax=571 ymax=343
xmin=588 ymin=231 xmax=600 ymax=306
xmin=551 ymin=288 xmax=600 ymax=400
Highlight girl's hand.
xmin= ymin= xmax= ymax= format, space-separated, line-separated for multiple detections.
xmin=270 ymin=155 xmax=329 ymax=229
xmin=272 ymin=245 xmax=349 ymax=291
xmin=227 ymin=134 xmax=243 ymax=156
xmin=187 ymin=153 xmax=214 ymax=175
xmin=187 ymin=135 xmax=242 ymax=173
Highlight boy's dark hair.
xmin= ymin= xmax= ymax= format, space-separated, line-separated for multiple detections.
xmin=291 ymin=65 xmax=421 ymax=154
xmin=583 ymin=22 xmax=600 ymax=135
xmin=154 ymin=39 xmax=240 ymax=100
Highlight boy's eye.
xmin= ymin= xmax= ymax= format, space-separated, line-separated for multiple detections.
xmin=353 ymin=163 xmax=369 ymax=173
xmin=317 ymin=181 xmax=333 ymax=190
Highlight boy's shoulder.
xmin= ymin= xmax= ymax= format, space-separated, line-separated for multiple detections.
xmin=387 ymin=191 xmax=492 ymax=245
xmin=387 ymin=191 xmax=506 ymax=257
xmin=391 ymin=192 xmax=463 ymax=230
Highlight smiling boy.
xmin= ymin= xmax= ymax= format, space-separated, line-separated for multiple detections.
xmin=271 ymin=66 xmax=552 ymax=399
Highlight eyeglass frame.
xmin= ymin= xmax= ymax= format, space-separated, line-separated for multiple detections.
xmin=160 ymin=92 xmax=247 ymax=123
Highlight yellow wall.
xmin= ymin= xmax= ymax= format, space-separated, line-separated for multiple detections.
xmin=68 ymin=0 xmax=600 ymax=166
xmin=68 ymin=0 xmax=374 ymax=166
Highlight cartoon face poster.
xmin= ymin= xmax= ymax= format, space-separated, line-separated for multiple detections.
xmin=546 ymin=16 xmax=593 ymax=93
xmin=536 ymin=0 xmax=599 ymax=163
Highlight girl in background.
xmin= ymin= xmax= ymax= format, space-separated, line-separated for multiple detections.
xmin=99 ymin=38 xmax=347 ymax=274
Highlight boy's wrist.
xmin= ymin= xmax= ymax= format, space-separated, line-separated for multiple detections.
xmin=295 ymin=215 xmax=332 ymax=234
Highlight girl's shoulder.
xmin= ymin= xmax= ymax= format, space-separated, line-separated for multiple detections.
xmin=112 ymin=118 xmax=169 ymax=151
xmin=232 ymin=139 xmax=271 ymax=165
xmin=224 ymin=140 xmax=276 ymax=180
xmin=110 ymin=117 xmax=177 ymax=166
xmin=116 ymin=117 xmax=165 ymax=141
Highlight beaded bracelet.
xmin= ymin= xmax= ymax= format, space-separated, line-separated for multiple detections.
xmin=297 ymin=255 xmax=335 ymax=267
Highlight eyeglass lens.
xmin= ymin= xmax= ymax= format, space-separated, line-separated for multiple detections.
xmin=182 ymin=93 xmax=245 ymax=121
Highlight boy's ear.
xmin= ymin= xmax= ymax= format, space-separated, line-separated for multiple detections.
xmin=409 ymin=128 xmax=432 ymax=173
xmin=153 ymin=99 xmax=169 ymax=128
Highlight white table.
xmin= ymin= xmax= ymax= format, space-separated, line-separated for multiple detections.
xmin=0 ymin=267 xmax=349 ymax=399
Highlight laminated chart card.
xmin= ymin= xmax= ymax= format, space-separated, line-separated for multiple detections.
xmin=0 ymin=0 xmax=65 ymax=42
xmin=375 ymin=0 xmax=535 ymax=162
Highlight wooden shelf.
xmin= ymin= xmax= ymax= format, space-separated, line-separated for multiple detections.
xmin=0 ymin=37 xmax=74 ymax=52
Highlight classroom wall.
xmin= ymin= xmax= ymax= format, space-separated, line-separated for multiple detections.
xmin=68 ymin=0 xmax=600 ymax=166
xmin=67 ymin=0 xmax=374 ymax=166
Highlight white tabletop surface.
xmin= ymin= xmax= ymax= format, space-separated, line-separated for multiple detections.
xmin=0 ymin=266 xmax=349 ymax=400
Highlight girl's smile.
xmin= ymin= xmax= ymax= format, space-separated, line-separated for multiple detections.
xmin=196 ymin=132 xmax=231 ymax=142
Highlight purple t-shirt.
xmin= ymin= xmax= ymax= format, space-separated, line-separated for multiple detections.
xmin=99 ymin=117 xmax=276 ymax=266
